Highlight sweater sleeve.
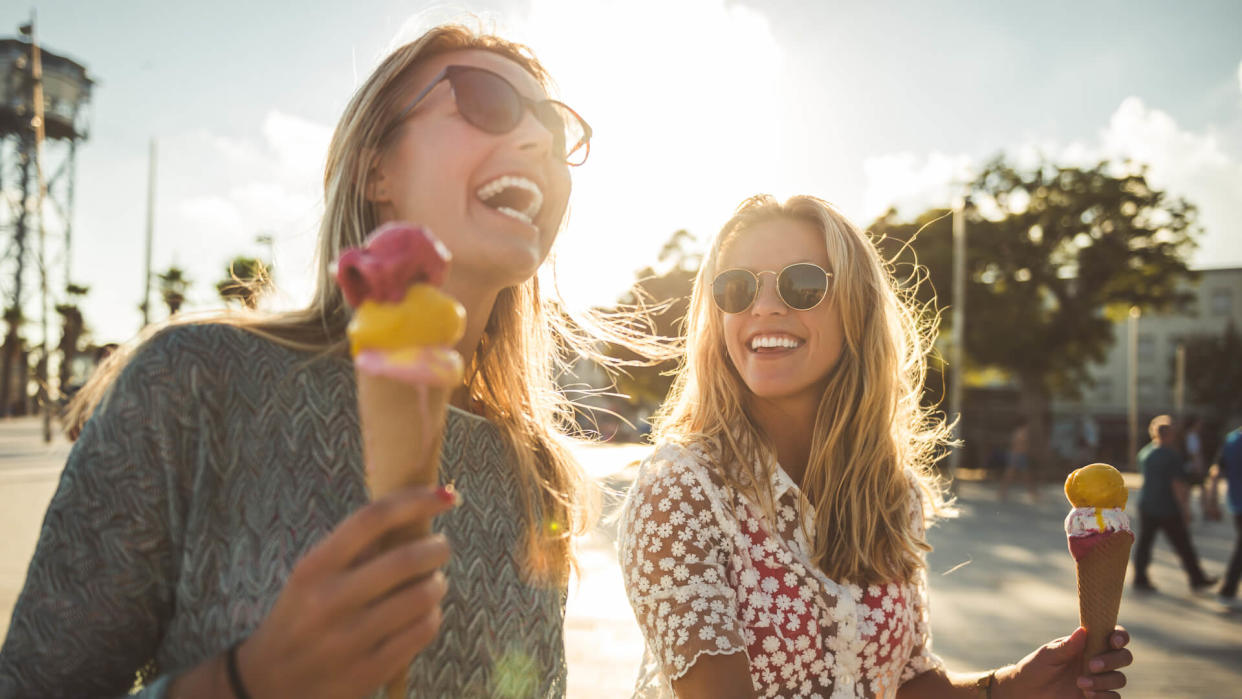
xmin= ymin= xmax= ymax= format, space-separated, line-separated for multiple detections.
xmin=0 ymin=329 xmax=197 ymax=698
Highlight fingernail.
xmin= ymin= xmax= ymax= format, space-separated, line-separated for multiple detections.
xmin=1077 ymin=677 xmax=1092 ymax=689
xmin=1090 ymin=659 xmax=1104 ymax=672
xmin=435 ymin=485 xmax=460 ymax=506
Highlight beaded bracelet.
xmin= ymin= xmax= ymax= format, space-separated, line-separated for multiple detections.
xmin=225 ymin=640 xmax=253 ymax=699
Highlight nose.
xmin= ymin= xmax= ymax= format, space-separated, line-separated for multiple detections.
xmin=750 ymin=271 xmax=786 ymax=316
xmin=509 ymin=107 xmax=555 ymax=160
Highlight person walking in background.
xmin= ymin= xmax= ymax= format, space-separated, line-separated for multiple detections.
xmin=1206 ymin=423 xmax=1242 ymax=610
xmin=998 ymin=419 xmax=1038 ymax=503
xmin=1133 ymin=414 xmax=1218 ymax=593
xmin=1182 ymin=415 xmax=1207 ymax=519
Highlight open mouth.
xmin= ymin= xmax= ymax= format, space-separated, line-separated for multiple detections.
xmin=476 ymin=175 xmax=544 ymax=226
xmin=748 ymin=333 xmax=804 ymax=353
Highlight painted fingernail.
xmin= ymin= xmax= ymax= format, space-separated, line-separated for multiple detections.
xmin=435 ymin=485 xmax=460 ymax=505
xmin=1090 ymin=659 xmax=1104 ymax=672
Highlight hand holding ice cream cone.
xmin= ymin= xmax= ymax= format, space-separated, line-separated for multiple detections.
xmin=335 ymin=221 xmax=466 ymax=698
xmin=1064 ymin=462 xmax=1133 ymax=674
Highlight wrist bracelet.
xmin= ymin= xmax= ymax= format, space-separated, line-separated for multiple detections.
xmin=225 ymin=640 xmax=253 ymax=699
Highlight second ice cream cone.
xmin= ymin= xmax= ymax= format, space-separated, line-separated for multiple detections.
xmin=1074 ymin=530 xmax=1133 ymax=674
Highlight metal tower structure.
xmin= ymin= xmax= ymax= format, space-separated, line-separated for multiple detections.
xmin=0 ymin=23 xmax=93 ymax=420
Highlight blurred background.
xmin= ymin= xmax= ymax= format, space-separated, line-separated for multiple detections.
xmin=0 ymin=1 xmax=1239 ymax=696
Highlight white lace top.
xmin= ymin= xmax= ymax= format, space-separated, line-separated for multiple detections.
xmin=617 ymin=441 xmax=942 ymax=699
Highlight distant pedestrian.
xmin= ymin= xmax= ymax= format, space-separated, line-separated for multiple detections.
xmin=1133 ymin=414 xmax=1218 ymax=593
xmin=1206 ymin=424 xmax=1242 ymax=610
xmin=1183 ymin=415 xmax=1208 ymax=517
xmin=999 ymin=419 xmax=1038 ymax=502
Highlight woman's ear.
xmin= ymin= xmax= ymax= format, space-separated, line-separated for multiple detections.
xmin=364 ymin=150 xmax=391 ymax=204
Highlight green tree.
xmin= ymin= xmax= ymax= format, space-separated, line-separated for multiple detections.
xmin=872 ymin=157 xmax=1200 ymax=472
xmin=1182 ymin=323 xmax=1242 ymax=422
xmin=216 ymin=256 xmax=273 ymax=309
xmin=157 ymin=267 xmax=192 ymax=316
xmin=604 ymin=229 xmax=700 ymax=408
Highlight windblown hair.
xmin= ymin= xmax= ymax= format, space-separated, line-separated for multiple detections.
xmin=653 ymin=195 xmax=953 ymax=586
xmin=65 ymin=24 xmax=610 ymax=586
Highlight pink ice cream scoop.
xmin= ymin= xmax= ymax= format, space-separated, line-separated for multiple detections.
xmin=334 ymin=222 xmax=451 ymax=307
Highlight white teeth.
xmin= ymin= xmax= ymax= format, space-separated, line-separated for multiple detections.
xmin=475 ymin=175 xmax=544 ymax=221
xmin=749 ymin=335 xmax=802 ymax=351
xmin=495 ymin=206 xmax=532 ymax=225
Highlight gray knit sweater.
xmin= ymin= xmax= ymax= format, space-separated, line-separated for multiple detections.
xmin=0 ymin=324 xmax=566 ymax=698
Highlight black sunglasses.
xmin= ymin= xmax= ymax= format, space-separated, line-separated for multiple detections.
xmin=711 ymin=262 xmax=833 ymax=314
xmin=384 ymin=65 xmax=592 ymax=166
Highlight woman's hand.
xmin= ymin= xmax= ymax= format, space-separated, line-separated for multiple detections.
xmin=234 ymin=485 xmax=457 ymax=698
xmin=996 ymin=626 xmax=1132 ymax=699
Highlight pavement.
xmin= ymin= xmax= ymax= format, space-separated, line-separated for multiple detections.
xmin=2 ymin=419 xmax=1239 ymax=697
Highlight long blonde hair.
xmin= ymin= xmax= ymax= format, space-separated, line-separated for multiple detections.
xmin=66 ymin=25 xmax=599 ymax=586
xmin=654 ymin=195 xmax=952 ymax=586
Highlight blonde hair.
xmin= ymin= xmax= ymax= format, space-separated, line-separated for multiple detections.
xmin=653 ymin=194 xmax=953 ymax=586
xmin=67 ymin=24 xmax=599 ymax=586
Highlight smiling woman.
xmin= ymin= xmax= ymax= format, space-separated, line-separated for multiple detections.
xmin=617 ymin=194 xmax=1135 ymax=698
xmin=0 ymin=22 xmax=622 ymax=699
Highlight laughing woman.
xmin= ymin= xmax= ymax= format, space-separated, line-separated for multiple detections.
xmin=1 ymin=25 xmax=598 ymax=698
xmin=618 ymin=195 xmax=1132 ymax=698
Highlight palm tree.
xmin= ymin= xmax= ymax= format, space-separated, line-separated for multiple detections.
xmin=158 ymin=266 xmax=192 ymax=316
xmin=216 ymin=256 xmax=273 ymax=310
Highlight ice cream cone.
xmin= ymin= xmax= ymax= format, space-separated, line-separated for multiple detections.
xmin=335 ymin=222 xmax=465 ymax=699
xmin=357 ymin=369 xmax=452 ymax=699
xmin=356 ymin=368 xmax=451 ymax=536
xmin=1072 ymin=530 xmax=1133 ymax=673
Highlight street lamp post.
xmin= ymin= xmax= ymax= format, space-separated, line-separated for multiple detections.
xmin=948 ymin=197 xmax=968 ymax=486
xmin=1127 ymin=306 xmax=1141 ymax=469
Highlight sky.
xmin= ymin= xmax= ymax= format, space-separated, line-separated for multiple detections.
xmin=2 ymin=0 xmax=1240 ymax=346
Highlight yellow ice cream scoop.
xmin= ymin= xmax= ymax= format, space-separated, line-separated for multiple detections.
xmin=348 ymin=283 xmax=466 ymax=355
xmin=1064 ymin=462 xmax=1127 ymax=509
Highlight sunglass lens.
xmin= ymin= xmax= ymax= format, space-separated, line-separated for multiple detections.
xmin=452 ymin=69 xmax=523 ymax=134
xmin=778 ymin=263 xmax=828 ymax=310
xmin=713 ymin=270 xmax=757 ymax=313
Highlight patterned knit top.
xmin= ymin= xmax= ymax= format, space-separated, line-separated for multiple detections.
xmin=0 ymin=324 xmax=567 ymax=698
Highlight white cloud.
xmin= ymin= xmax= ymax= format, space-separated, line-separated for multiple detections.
xmin=1237 ymin=59 xmax=1242 ymax=94
xmin=860 ymin=152 xmax=974 ymax=221
xmin=1097 ymin=97 xmax=1242 ymax=268
xmin=79 ymin=110 xmax=331 ymax=339
xmin=859 ymin=97 xmax=1242 ymax=269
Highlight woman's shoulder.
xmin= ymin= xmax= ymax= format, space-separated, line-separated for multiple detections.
xmin=630 ymin=438 xmax=730 ymax=498
xmin=132 ymin=322 xmax=326 ymax=380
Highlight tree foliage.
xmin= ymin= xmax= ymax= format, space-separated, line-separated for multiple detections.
xmin=872 ymin=156 xmax=1200 ymax=469
xmin=157 ymin=267 xmax=191 ymax=316
xmin=604 ymin=230 xmax=700 ymax=407
xmin=217 ymin=256 xmax=273 ymax=309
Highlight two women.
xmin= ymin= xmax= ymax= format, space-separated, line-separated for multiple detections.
xmin=619 ymin=195 xmax=1132 ymax=698
xmin=0 ymin=22 xmax=1131 ymax=699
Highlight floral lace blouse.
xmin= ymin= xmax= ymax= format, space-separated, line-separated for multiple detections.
xmin=617 ymin=441 xmax=942 ymax=699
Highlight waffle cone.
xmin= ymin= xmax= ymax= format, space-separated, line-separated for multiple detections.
xmin=356 ymin=369 xmax=451 ymax=534
xmin=356 ymin=369 xmax=452 ymax=699
xmin=1073 ymin=530 xmax=1133 ymax=674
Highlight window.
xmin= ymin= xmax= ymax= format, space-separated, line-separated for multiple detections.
xmin=1138 ymin=376 xmax=1156 ymax=398
xmin=1094 ymin=378 xmax=1113 ymax=402
xmin=1137 ymin=334 xmax=1156 ymax=361
xmin=1211 ymin=288 xmax=1233 ymax=317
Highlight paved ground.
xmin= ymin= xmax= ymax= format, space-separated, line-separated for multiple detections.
xmin=2 ymin=420 xmax=1238 ymax=697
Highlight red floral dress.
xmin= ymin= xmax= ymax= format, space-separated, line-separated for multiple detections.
xmin=618 ymin=442 xmax=942 ymax=698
